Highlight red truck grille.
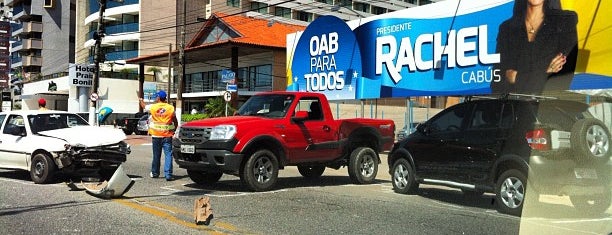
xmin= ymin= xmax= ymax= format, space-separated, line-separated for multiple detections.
xmin=179 ymin=127 xmax=212 ymax=144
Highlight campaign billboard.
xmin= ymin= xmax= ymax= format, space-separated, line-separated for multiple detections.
xmin=286 ymin=0 xmax=611 ymax=100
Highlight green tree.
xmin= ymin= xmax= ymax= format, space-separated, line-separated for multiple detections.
xmin=204 ymin=97 xmax=234 ymax=118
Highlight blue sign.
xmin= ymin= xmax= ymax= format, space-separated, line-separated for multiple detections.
xmin=227 ymin=84 xmax=237 ymax=92
xmin=287 ymin=0 xmax=612 ymax=100
xmin=221 ymin=69 xmax=236 ymax=83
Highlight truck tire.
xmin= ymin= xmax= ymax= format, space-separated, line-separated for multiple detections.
xmin=495 ymin=169 xmax=527 ymax=216
xmin=571 ymin=118 xmax=611 ymax=164
xmin=241 ymin=149 xmax=279 ymax=191
xmin=391 ymin=158 xmax=419 ymax=194
xmin=187 ymin=170 xmax=223 ymax=185
xmin=348 ymin=147 xmax=378 ymax=184
xmin=30 ymin=153 xmax=56 ymax=184
xmin=297 ymin=165 xmax=325 ymax=179
xmin=569 ymin=191 xmax=611 ymax=215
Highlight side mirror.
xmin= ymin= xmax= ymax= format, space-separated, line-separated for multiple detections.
xmin=291 ymin=111 xmax=309 ymax=122
xmin=417 ymin=123 xmax=428 ymax=134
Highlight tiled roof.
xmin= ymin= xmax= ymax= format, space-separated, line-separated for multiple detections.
xmin=128 ymin=13 xmax=305 ymax=63
xmin=187 ymin=12 xmax=306 ymax=49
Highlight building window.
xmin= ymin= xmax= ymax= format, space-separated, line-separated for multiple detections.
xmin=339 ymin=0 xmax=352 ymax=7
xmin=405 ymin=0 xmax=433 ymax=5
xmin=353 ymin=2 xmax=370 ymax=14
xmin=296 ymin=11 xmax=313 ymax=22
xmin=274 ymin=7 xmax=291 ymax=19
xmin=226 ymin=0 xmax=239 ymax=8
xmin=372 ymin=6 xmax=386 ymax=15
xmin=250 ymin=2 xmax=268 ymax=14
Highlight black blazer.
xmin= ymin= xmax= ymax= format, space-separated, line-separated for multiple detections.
xmin=491 ymin=9 xmax=578 ymax=94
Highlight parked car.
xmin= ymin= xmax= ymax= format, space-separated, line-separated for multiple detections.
xmin=136 ymin=112 xmax=149 ymax=135
xmin=387 ymin=96 xmax=611 ymax=216
xmin=0 ymin=110 xmax=131 ymax=183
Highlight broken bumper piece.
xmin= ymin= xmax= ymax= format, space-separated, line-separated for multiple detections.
xmin=82 ymin=164 xmax=134 ymax=198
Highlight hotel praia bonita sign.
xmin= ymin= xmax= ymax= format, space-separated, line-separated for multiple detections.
xmin=287 ymin=0 xmax=611 ymax=100
xmin=69 ymin=64 xmax=95 ymax=87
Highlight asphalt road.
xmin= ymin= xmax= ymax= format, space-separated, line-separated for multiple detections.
xmin=1 ymin=135 xmax=610 ymax=235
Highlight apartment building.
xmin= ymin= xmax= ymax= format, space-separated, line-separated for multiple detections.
xmin=5 ymin=0 xmax=75 ymax=110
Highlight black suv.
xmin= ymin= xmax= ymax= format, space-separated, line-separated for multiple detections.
xmin=387 ymin=96 xmax=611 ymax=216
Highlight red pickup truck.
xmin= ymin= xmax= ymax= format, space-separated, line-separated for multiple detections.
xmin=172 ymin=91 xmax=395 ymax=191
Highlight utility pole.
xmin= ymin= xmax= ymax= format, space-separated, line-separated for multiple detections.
xmin=167 ymin=43 xmax=172 ymax=103
xmin=90 ymin=0 xmax=106 ymax=126
xmin=176 ymin=0 xmax=186 ymax=122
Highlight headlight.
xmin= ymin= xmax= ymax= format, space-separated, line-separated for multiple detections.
xmin=209 ymin=125 xmax=237 ymax=140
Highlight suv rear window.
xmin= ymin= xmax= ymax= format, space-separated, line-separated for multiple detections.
xmin=530 ymin=100 xmax=590 ymax=130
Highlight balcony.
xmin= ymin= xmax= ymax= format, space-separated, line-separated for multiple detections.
xmin=11 ymin=38 xmax=42 ymax=53
xmin=88 ymin=23 xmax=139 ymax=40
xmin=89 ymin=0 xmax=139 ymax=15
xmin=12 ymin=3 xmax=32 ymax=21
xmin=22 ymin=38 xmax=43 ymax=50
xmin=12 ymin=22 xmax=43 ymax=36
xmin=22 ymin=55 xmax=42 ymax=67
xmin=88 ymin=50 xmax=138 ymax=64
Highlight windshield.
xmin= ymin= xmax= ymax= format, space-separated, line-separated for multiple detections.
xmin=236 ymin=94 xmax=294 ymax=118
xmin=28 ymin=113 xmax=90 ymax=133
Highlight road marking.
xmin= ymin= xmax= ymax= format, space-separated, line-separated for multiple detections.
xmin=0 ymin=178 xmax=63 ymax=187
xmin=159 ymin=186 xmax=183 ymax=196
xmin=550 ymin=217 xmax=612 ymax=224
xmin=205 ymin=189 xmax=288 ymax=198
xmin=114 ymin=198 xmax=252 ymax=234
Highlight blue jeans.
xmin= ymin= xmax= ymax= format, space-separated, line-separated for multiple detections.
xmin=151 ymin=137 xmax=173 ymax=179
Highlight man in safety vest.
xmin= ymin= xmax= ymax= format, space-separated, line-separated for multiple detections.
xmin=139 ymin=90 xmax=179 ymax=181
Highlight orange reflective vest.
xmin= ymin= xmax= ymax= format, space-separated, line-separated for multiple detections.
xmin=148 ymin=102 xmax=176 ymax=137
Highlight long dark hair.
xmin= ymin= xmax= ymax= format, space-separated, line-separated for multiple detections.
xmin=512 ymin=0 xmax=562 ymax=20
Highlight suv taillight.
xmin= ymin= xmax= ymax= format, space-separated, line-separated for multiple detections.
xmin=525 ymin=129 xmax=549 ymax=150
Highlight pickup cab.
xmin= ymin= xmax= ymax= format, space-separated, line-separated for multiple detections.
xmin=173 ymin=91 xmax=395 ymax=191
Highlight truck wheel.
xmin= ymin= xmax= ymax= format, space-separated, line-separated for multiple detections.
xmin=571 ymin=118 xmax=611 ymax=164
xmin=30 ymin=153 xmax=57 ymax=184
xmin=569 ymin=191 xmax=611 ymax=215
xmin=297 ymin=165 xmax=325 ymax=179
xmin=495 ymin=169 xmax=527 ymax=216
xmin=348 ymin=147 xmax=378 ymax=184
xmin=241 ymin=149 xmax=279 ymax=191
xmin=391 ymin=158 xmax=418 ymax=194
xmin=187 ymin=170 xmax=223 ymax=185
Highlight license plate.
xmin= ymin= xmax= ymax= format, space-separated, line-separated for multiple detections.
xmin=574 ymin=168 xmax=597 ymax=179
xmin=180 ymin=145 xmax=195 ymax=154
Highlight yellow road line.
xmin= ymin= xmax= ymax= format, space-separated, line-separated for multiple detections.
xmin=113 ymin=198 xmax=230 ymax=234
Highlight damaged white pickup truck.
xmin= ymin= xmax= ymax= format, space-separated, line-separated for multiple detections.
xmin=0 ymin=110 xmax=131 ymax=183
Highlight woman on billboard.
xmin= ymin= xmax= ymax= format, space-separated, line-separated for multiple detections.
xmin=491 ymin=0 xmax=578 ymax=95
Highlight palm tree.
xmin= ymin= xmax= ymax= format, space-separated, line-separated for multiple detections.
xmin=204 ymin=97 xmax=234 ymax=118
xmin=147 ymin=66 xmax=162 ymax=81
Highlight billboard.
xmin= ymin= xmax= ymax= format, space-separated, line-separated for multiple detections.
xmin=286 ymin=0 xmax=611 ymax=100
